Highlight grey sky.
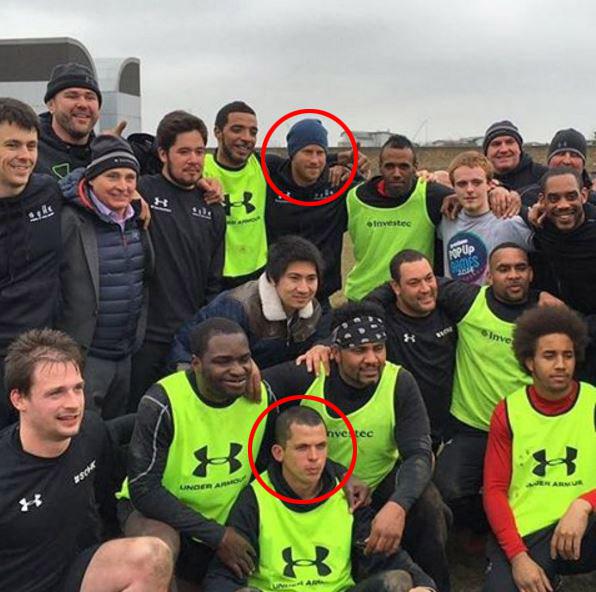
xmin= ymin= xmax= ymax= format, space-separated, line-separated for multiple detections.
xmin=3 ymin=0 xmax=596 ymax=145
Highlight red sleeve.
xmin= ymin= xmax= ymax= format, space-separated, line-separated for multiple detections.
xmin=483 ymin=400 xmax=527 ymax=561
xmin=580 ymin=489 xmax=596 ymax=509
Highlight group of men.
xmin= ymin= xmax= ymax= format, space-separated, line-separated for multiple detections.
xmin=0 ymin=60 xmax=594 ymax=592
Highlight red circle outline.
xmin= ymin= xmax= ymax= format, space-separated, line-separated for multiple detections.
xmin=247 ymin=394 xmax=357 ymax=505
xmin=260 ymin=109 xmax=358 ymax=207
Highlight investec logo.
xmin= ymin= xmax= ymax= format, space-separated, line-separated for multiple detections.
xmin=366 ymin=219 xmax=412 ymax=228
xmin=480 ymin=328 xmax=512 ymax=345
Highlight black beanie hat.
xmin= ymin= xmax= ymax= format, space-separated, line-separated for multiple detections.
xmin=482 ymin=120 xmax=523 ymax=154
xmin=84 ymin=135 xmax=140 ymax=180
xmin=44 ymin=62 xmax=102 ymax=105
xmin=547 ymin=128 xmax=587 ymax=164
xmin=286 ymin=119 xmax=329 ymax=158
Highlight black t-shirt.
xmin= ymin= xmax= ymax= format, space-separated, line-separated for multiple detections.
xmin=138 ymin=174 xmax=226 ymax=343
xmin=0 ymin=413 xmax=111 ymax=592
xmin=365 ymin=283 xmax=457 ymax=446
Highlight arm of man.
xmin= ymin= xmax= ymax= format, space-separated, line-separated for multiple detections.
xmin=205 ymin=205 xmax=226 ymax=302
xmin=425 ymin=181 xmax=456 ymax=226
xmin=436 ymin=276 xmax=480 ymax=323
xmin=390 ymin=369 xmax=433 ymax=510
xmin=203 ymin=486 xmax=260 ymax=592
xmin=127 ymin=385 xmax=225 ymax=548
xmin=483 ymin=400 xmax=527 ymax=560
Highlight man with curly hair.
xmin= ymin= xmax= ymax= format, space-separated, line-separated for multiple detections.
xmin=483 ymin=305 xmax=595 ymax=592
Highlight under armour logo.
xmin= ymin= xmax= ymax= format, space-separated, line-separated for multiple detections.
xmin=153 ymin=197 xmax=169 ymax=208
xmin=282 ymin=546 xmax=331 ymax=579
xmin=19 ymin=494 xmax=42 ymax=512
xmin=193 ymin=443 xmax=243 ymax=478
xmin=403 ymin=333 xmax=416 ymax=343
xmin=532 ymin=447 xmax=578 ymax=477
xmin=223 ymin=192 xmax=255 ymax=216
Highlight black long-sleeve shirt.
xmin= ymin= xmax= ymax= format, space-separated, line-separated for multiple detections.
xmin=138 ymin=174 xmax=226 ymax=344
xmin=262 ymin=362 xmax=433 ymax=511
xmin=204 ymin=460 xmax=437 ymax=591
xmin=125 ymin=372 xmax=278 ymax=548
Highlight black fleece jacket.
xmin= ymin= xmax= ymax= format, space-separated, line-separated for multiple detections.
xmin=494 ymin=151 xmax=547 ymax=192
xmin=0 ymin=174 xmax=62 ymax=357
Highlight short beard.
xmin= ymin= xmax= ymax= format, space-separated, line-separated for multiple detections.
xmin=165 ymin=162 xmax=196 ymax=189
xmin=54 ymin=111 xmax=93 ymax=142
xmin=221 ymin=141 xmax=250 ymax=167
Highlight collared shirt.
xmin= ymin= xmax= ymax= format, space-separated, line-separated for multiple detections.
xmin=89 ymin=190 xmax=135 ymax=231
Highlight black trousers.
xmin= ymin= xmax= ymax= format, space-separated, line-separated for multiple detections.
xmin=373 ymin=470 xmax=452 ymax=592
xmin=434 ymin=418 xmax=489 ymax=533
xmin=483 ymin=519 xmax=596 ymax=591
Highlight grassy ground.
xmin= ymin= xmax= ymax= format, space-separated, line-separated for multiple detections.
xmin=334 ymin=238 xmax=595 ymax=590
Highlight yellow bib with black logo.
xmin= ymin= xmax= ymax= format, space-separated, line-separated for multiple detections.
xmin=450 ymin=287 xmax=531 ymax=430
xmin=302 ymin=363 xmax=400 ymax=489
xmin=507 ymin=383 xmax=596 ymax=537
xmin=117 ymin=371 xmax=267 ymax=524
xmin=204 ymin=153 xmax=268 ymax=278
xmin=345 ymin=179 xmax=435 ymax=301
xmin=248 ymin=471 xmax=355 ymax=592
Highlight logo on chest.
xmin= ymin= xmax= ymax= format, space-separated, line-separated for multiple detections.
xmin=193 ymin=443 xmax=243 ymax=477
xmin=19 ymin=494 xmax=43 ymax=512
xmin=28 ymin=204 xmax=55 ymax=223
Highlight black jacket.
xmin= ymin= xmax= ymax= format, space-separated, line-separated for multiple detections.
xmin=495 ymin=152 xmax=547 ymax=192
xmin=0 ymin=174 xmax=62 ymax=357
xmin=265 ymin=156 xmax=357 ymax=299
xmin=55 ymin=169 xmax=154 ymax=356
xmin=35 ymin=112 xmax=95 ymax=180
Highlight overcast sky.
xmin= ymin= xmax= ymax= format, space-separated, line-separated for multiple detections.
xmin=3 ymin=0 xmax=596 ymax=145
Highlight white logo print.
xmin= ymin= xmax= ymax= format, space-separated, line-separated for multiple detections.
xmin=19 ymin=494 xmax=42 ymax=512
xmin=403 ymin=333 xmax=416 ymax=343
xmin=28 ymin=204 xmax=55 ymax=223
xmin=191 ymin=206 xmax=212 ymax=220
xmin=74 ymin=459 xmax=96 ymax=484
xmin=151 ymin=197 xmax=171 ymax=212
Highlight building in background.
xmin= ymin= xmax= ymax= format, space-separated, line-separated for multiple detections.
xmin=0 ymin=37 xmax=141 ymax=133
xmin=338 ymin=129 xmax=394 ymax=148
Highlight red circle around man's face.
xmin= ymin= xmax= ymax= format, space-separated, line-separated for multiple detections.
xmin=260 ymin=109 xmax=358 ymax=207
xmin=247 ymin=394 xmax=357 ymax=505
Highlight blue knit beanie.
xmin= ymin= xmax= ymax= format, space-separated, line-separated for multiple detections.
xmin=286 ymin=119 xmax=328 ymax=158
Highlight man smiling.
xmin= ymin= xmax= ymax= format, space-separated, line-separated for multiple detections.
xmin=482 ymin=120 xmax=547 ymax=191
xmin=0 ymin=98 xmax=62 ymax=428
xmin=36 ymin=63 xmax=102 ymax=179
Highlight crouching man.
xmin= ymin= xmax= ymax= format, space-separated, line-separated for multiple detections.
xmin=204 ymin=406 xmax=437 ymax=592
xmin=0 ymin=329 xmax=172 ymax=592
